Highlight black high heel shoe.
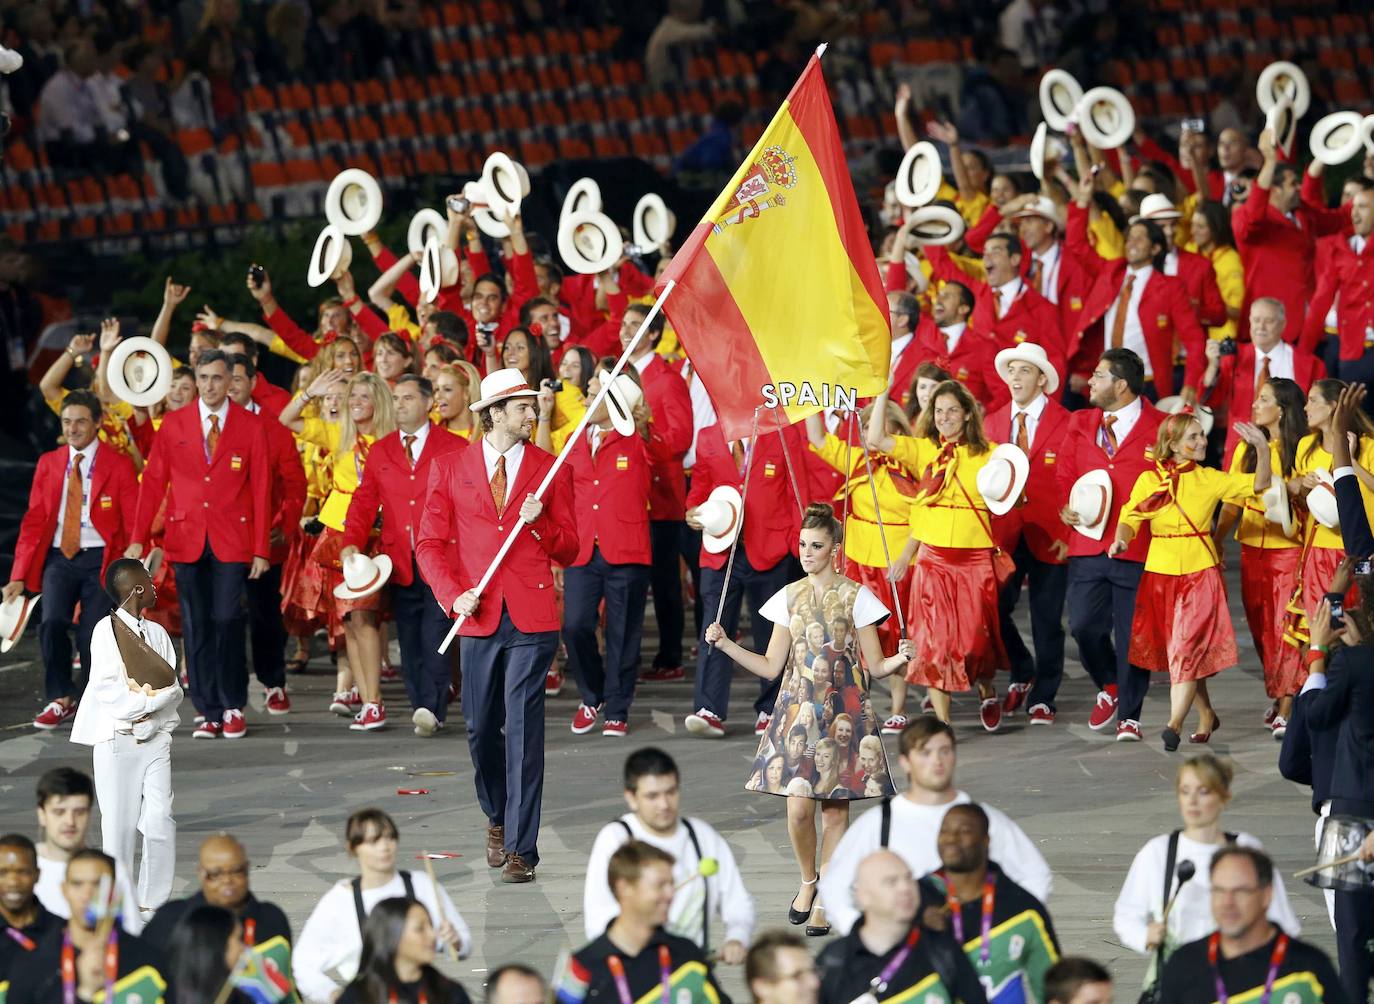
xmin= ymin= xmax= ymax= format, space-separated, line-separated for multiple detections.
xmin=789 ymin=877 xmax=818 ymax=925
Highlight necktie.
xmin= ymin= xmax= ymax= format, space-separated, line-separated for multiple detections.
xmin=206 ymin=413 xmax=221 ymax=458
xmin=1256 ymin=354 xmax=1271 ymax=390
xmin=1015 ymin=412 xmax=1030 ymax=452
xmin=1109 ymin=275 xmax=1135 ymax=349
xmin=732 ymin=439 xmax=746 ymax=472
xmin=1101 ymin=414 xmax=1118 ymax=457
xmin=1028 ymin=259 xmax=1042 ymax=294
xmin=403 ymin=434 xmax=416 ymax=466
xmin=491 ymin=455 xmax=507 ymax=513
xmin=60 ymin=454 xmax=84 ymax=559
xmin=994 ymin=287 xmax=1006 ymax=319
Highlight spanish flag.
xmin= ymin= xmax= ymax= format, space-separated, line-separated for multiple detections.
xmin=658 ymin=49 xmax=890 ymax=441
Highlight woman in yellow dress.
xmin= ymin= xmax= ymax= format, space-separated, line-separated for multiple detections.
xmin=1110 ymin=412 xmax=1272 ymax=752
xmin=867 ymin=380 xmax=1004 ymax=729
xmin=433 ymin=361 xmax=482 ymax=440
xmin=280 ymin=370 xmax=397 ymax=731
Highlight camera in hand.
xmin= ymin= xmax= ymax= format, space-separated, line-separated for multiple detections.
xmin=548 ymin=379 xmax=564 ymax=393
xmin=249 ymin=264 xmax=266 ymax=289
xmin=1355 ymin=559 xmax=1373 ymax=577
xmin=1181 ymin=118 xmax=1206 ymax=134
xmin=447 ymin=195 xmax=472 ymax=215
xmin=1218 ymin=337 xmax=1238 ymax=357
xmin=1331 ymin=596 xmax=1346 ymax=630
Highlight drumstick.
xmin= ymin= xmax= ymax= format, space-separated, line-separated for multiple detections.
xmin=1294 ymin=850 xmax=1364 ymax=879
xmin=673 ymin=857 xmax=719 ymax=892
xmin=421 ymin=850 xmax=460 ymax=962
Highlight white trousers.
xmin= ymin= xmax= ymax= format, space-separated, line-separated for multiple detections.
xmin=92 ymin=730 xmax=175 ymax=912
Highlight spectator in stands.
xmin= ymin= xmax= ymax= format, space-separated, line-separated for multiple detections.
xmin=256 ymin=1 xmax=309 ymax=85
xmin=1000 ymin=0 xmax=1063 ymax=70
xmin=173 ymin=31 xmax=242 ymax=134
xmin=120 ymin=43 xmax=190 ymax=200
xmin=675 ymin=100 xmax=744 ymax=175
xmin=5 ymin=4 xmax=62 ymax=123
xmin=645 ymin=0 xmax=719 ymax=90
xmin=36 ymin=36 xmax=130 ymax=171
xmin=957 ymin=44 xmax=1028 ymax=145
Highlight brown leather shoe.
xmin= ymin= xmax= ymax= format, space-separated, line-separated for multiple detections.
xmin=485 ymin=824 xmax=506 ymax=868
xmin=501 ymin=852 xmax=536 ymax=883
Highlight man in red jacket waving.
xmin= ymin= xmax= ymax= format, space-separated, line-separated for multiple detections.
xmin=416 ymin=367 xmax=578 ymax=885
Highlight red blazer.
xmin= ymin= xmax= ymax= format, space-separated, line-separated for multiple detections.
xmin=983 ymin=397 xmax=1072 ymax=564
xmin=1304 ymin=235 xmax=1374 ymax=360
xmin=637 ymin=354 xmax=694 ymax=520
xmin=261 ymin=415 xmax=307 ymax=566
xmin=1067 ymin=204 xmax=1206 ymax=397
xmin=132 ymin=402 xmax=273 ymax=564
xmin=904 ymin=317 xmax=997 ymax=408
xmin=1172 ymin=249 xmax=1227 ymax=329
xmin=561 ymin=263 xmax=654 ymax=343
xmin=415 ymin=441 xmax=578 ymax=635
xmin=1055 ymin=401 xmax=1165 ymax=563
xmin=687 ymin=423 xmax=812 ymax=572
xmin=343 ymin=424 xmax=467 ymax=587
xmin=888 ymin=331 xmax=922 ymax=410
xmin=9 ymin=443 xmax=138 ymax=593
xmin=566 ymin=427 xmax=657 ymax=567
xmin=1020 ymin=241 xmax=1094 ymax=348
xmin=1206 ymin=343 xmax=1324 ymax=458
xmin=251 ymin=379 xmax=292 ymax=419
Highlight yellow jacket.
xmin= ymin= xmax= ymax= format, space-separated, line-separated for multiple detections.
xmin=1196 ymin=246 xmax=1244 ymax=342
xmin=298 ymin=417 xmax=374 ymax=532
xmin=811 ymin=434 xmax=919 ymax=566
xmin=889 ymin=436 xmax=996 ymax=549
xmin=1120 ymin=464 xmax=1258 ymax=574
xmin=551 ymin=383 xmax=587 ymax=454
xmin=1293 ymin=433 xmax=1374 ymax=550
xmin=1227 ymin=440 xmax=1299 ymax=550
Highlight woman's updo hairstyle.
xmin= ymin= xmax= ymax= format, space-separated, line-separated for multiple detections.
xmin=801 ymin=501 xmax=842 ymax=545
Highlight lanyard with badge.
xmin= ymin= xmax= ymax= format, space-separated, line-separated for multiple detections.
xmin=607 ymin=945 xmax=673 ymax=1004
xmin=941 ymin=872 xmax=996 ymax=966
xmin=1207 ymin=932 xmax=1288 ymax=1004
xmin=849 ymin=926 xmax=921 ymax=1003
xmin=3 ymin=925 xmax=35 ymax=950
xmin=60 ymin=926 xmax=118 ymax=1004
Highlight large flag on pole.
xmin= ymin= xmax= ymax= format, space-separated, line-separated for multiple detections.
xmin=657 ymin=46 xmax=891 ymax=441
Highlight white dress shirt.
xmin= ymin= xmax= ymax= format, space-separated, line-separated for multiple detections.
xmin=51 ymin=441 xmax=105 ymax=551
xmin=942 ymin=321 xmax=968 ymax=354
xmin=1253 ymin=341 xmax=1294 ymax=388
xmin=1010 ymin=392 xmax=1049 ymax=450
xmin=1352 ymin=234 xmax=1367 ymax=255
xmin=993 ymin=277 xmax=1025 ymax=317
xmin=632 ymin=350 xmax=654 ymax=375
xmin=1030 ymin=243 xmax=1062 ymax=304
xmin=481 ymin=436 xmax=525 ymax=488
xmin=399 ymin=422 xmax=430 ymax=466
xmin=888 ymin=332 xmax=915 ymax=380
xmin=1105 ymin=265 xmax=1154 ymax=377
xmin=1101 ymin=396 xmax=1144 ymax=450
xmin=70 ymin=608 xmax=182 ymax=747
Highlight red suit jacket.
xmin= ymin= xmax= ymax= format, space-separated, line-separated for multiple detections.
xmin=902 ymin=317 xmax=997 ymax=408
xmin=1206 ymin=344 xmax=1325 ymax=458
xmin=9 ymin=443 xmax=138 ymax=592
xmin=1055 ymin=401 xmax=1165 ymax=563
xmin=132 ymin=403 xmax=272 ymax=564
xmin=415 ymin=441 xmax=578 ymax=635
xmin=687 ymin=423 xmax=812 ymax=572
xmin=566 ymin=427 xmax=657 ymax=567
xmin=251 ymin=379 xmax=292 ymax=419
xmin=1020 ymin=241 xmax=1093 ymax=350
xmin=1067 ymin=204 xmax=1206 ymax=397
xmin=561 ymin=263 xmax=654 ymax=345
xmin=984 ymin=397 xmax=1072 ymax=564
xmin=343 ymin=424 xmax=467 ymax=587
xmin=1171 ymin=249 xmax=1227 ymax=329
xmin=1304 ymin=235 xmax=1374 ymax=361
xmin=260 ymin=414 xmax=307 ymax=566
xmin=637 ymin=354 xmax=694 ymax=520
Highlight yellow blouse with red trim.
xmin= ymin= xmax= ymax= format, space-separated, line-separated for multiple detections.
xmin=1119 ymin=464 xmax=1258 ymax=574
xmin=297 ymin=416 xmax=374 ymax=532
xmin=888 ymin=435 xmax=997 ymax=548
xmin=811 ymin=433 xmax=919 ymax=566
xmin=1293 ymin=433 xmax=1374 ymax=551
xmin=1226 ymin=440 xmax=1299 ymax=550
xmin=45 ymin=390 xmax=137 ymax=459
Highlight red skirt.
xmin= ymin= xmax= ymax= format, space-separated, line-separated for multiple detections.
xmin=281 ymin=532 xmax=327 ymax=636
xmin=1302 ymin=546 xmax=1357 ymax=622
xmin=904 ymin=545 xmax=1003 ymax=691
xmin=1240 ymin=546 xmax=1305 ymax=698
xmin=311 ymin=528 xmax=385 ymax=639
xmin=845 ymin=557 xmax=913 ymax=657
xmin=1129 ymin=568 xmax=1237 ymax=683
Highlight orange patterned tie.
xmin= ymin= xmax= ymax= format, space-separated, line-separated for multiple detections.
xmin=206 ymin=413 xmax=221 ymax=458
xmin=1256 ymin=354 xmax=1271 ymax=391
xmin=60 ymin=454 xmax=84 ymax=559
xmin=1109 ymin=275 xmax=1134 ymax=349
xmin=1015 ymin=412 xmax=1030 ymax=453
xmin=403 ymin=434 xmax=416 ymax=466
xmin=1101 ymin=414 xmax=1118 ymax=457
xmin=491 ymin=455 xmax=507 ymax=513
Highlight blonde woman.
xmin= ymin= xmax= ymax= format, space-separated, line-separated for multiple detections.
xmin=281 ymin=372 xmax=397 ymax=730
xmin=432 ymin=361 xmax=481 ymax=440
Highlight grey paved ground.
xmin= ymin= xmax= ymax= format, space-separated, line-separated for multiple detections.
xmin=0 ymin=548 xmax=1337 ymax=1000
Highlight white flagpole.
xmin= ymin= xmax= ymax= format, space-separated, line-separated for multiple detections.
xmin=438 ymin=280 xmax=677 ymax=654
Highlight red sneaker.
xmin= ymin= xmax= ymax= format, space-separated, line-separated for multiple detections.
xmin=979 ymin=698 xmax=1003 ymax=733
xmin=571 ymin=703 xmax=601 ymax=735
xmin=193 ymin=721 xmax=222 ymax=740
xmin=1263 ymin=702 xmax=1279 ymax=728
xmin=920 ymin=695 xmax=935 ymax=715
xmin=350 ymin=702 xmax=387 ymax=731
xmin=881 ymin=714 xmax=909 ymax=735
xmin=380 ymin=663 xmax=400 ymax=683
xmin=1027 ymin=703 xmax=1055 ymax=726
xmin=222 ymin=709 xmax=247 ymax=739
xmin=684 ymin=708 xmax=725 ymax=738
xmin=330 ymin=689 xmax=361 ymax=716
xmin=33 ymin=701 xmax=77 ymax=730
xmin=754 ymin=712 xmax=771 ymax=736
xmin=544 ymin=669 xmax=564 ymax=697
xmin=264 ymin=687 xmax=291 ymax=716
xmin=642 ymin=666 xmax=685 ymax=682
xmin=602 ymin=719 xmax=628 ymax=738
xmin=1116 ymin=719 xmax=1142 ymax=742
xmin=1002 ymin=683 xmax=1030 ymax=714
xmin=1088 ymin=690 xmax=1118 ymax=731
xmin=1271 ymin=716 xmax=1288 ymax=741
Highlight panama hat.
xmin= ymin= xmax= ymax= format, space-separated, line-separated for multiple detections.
xmin=558 ymin=210 xmax=622 ymax=275
xmin=142 ymin=546 xmax=164 ymax=580
xmin=895 ymin=141 xmax=942 ymax=209
xmin=1075 ymin=87 xmax=1135 ymax=149
xmin=106 ymin=336 xmax=173 ymax=408
xmin=1156 ymin=396 xmax=1215 ymax=437
xmin=1309 ymin=111 xmax=1364 ymax=166
xmin=632 ymin=193 xmax=675 ymax=250
xmin=1028 ymin=122 xmax=1067 ymax=181
xmin=1039 ymin=68 xmax=1083 ymax=132
xmin=325 ymin=168 xmax=383 ymax=236
xmin=407 ymin=208 xmax=446 ymax=255
xmin=419 ymin=237 xmax=459 ymax=305
xmin=470 ymin=367 xmax=540 ymax=412
xmin=605 ymin=373 xmax=643 ymax=437
xmin=699 ymin=485 xmax=744 ymax=554
xmin=906 ymin=205 xmax=964 ymax=246
xmin=994 ymin=342 xmax=1060 ymax=395
xmin=1257 ymin=61 xmax=1310 ymax=119
xmin=307 ymin=225 xmax=352 ymax=288
xmin=561 ymin=177 xmax=603 ymax=227
xmin=334 ymin=552 xmax=393 ymax=600
xmin=0 ymin=593 xmax=39 ymax=653
xmin=1307 ymin=470 xmax=1340 ymax=529
xmin=1266 ymin=95 xmax=1298 ymax=157
xmin=1010 ymin=195 xmax=1062 ymax=228
xmin=1363 ymin=114 xmax=1374 ymax=154
xmin=976 ymin=443 xmax=1030 ymax=516
xmin=1262 ymin=479 xmax=1294 ymax=538
xmin=481 ymin=152 xmax=529 ymax=217
xmin=1130 ymin=193 xmax=1183 ymax=225
xmin=1069 ymin=469 xmax=1113 ymax=540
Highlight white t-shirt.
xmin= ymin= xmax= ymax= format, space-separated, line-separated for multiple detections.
xmin=36 ymin=853 xmax=144 ymax=934
xmin=758 ymin=583 xmax=889 ymax=630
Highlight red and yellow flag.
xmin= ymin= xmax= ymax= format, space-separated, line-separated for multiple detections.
xmin=658 ymin=50 xmax=890 ymax=441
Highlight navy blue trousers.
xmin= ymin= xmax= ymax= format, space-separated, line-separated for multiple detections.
xmin=999 ymin=538 xmax=1069 ymax=710
xmin=38 ymin=547 xmax=109 ymax=701
xmin=391 ymin=564 xmax=452 ymax=721
xmin=692 ymin=550 xmax=792 ymax=720
xmin=563 ymin=549 xmax=650 ymax=721
xmin=1066 ymin=553 xmax=1152 ymax=722
xmin=174 ymin=546 xmax=248 ymax=722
